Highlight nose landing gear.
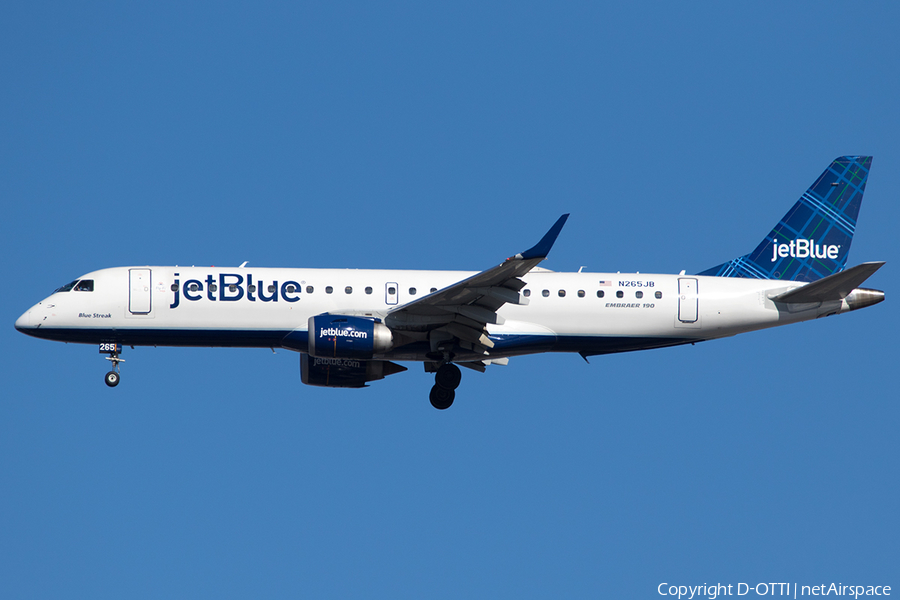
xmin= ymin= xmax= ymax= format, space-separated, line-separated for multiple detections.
xmin=430 ymin=363 xmax=461 ymax=410
xmin=100 ymin=343 xmax=124 ymax=387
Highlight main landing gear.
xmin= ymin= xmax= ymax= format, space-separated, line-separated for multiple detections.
xmin=100 ymin=343 xmax=124 ymax=387
xmin=430 ymin=363 xmax=462 ymax=410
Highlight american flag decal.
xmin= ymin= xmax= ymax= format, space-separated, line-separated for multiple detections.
xmin=598 ymin=280 xmax=612 ymax=286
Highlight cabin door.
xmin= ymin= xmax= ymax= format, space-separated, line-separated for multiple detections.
xmin=129 ymin=268 xmax=152 ymax=314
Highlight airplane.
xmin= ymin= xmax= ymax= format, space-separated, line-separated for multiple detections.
xmin=15 ymin=156 xmax=885 ymax=409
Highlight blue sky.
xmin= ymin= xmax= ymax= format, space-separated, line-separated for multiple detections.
xmin=2 ymin=2 xmax=897 ymax=598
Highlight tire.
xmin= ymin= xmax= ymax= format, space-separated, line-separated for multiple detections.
xmin=435 ymin=363 xmax=462 ymax=390
xmin=105 ymin=371 xmax=120 ymax=387
xmin=429 ymin=385 xmax=455 ymax=410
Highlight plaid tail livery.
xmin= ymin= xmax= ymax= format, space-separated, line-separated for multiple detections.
xmin=699 ymin=156 xmax=871 ymax=282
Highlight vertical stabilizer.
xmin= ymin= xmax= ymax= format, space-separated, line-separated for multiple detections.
xmin=699 ymin=156 xmax=871 ymax=282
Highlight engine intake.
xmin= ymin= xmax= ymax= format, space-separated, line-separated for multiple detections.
xmin=308 ymin=314 xmax=393 ymax=359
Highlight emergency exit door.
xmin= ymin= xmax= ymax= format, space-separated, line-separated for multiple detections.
xmin=677 ymin=277 xmax=698 ymax=323
xmin=385 ymin=282 xmax=399 ymax=305
xmin=129 ymin=268 xmax=152 ymax=314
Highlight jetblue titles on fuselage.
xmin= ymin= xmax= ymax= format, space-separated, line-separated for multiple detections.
xmin=169 ymin=272 xmax=303 ymax=308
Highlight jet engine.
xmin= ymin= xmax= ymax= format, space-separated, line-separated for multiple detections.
xmin=308 ymin=314 xmax=393 ymax=359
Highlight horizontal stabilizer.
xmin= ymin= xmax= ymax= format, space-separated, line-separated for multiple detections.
xmin=772 ymin=262 xmax=885 ymax=303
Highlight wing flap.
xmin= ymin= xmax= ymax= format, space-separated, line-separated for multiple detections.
xmin=439 ymin=304 xmax=506 ymax=325
xmin=437 ymin=323 xmax=495 ymax=349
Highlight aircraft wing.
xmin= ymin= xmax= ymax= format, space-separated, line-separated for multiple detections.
xmin=385 ymin=214 xmax=569 ymax=354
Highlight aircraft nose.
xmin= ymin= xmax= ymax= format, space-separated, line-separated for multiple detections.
xmin=15 ymin=308 xmax=32 ymax=331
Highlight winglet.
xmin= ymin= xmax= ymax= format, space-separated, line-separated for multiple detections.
xmin=517 ymin=214 xmax=570 ymax=260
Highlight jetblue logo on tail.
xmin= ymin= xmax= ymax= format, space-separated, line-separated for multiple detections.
xmin=697 ymin=156 xmax=870 ymax=282
xmin=771 ymin=239 xmax=840 ymax=262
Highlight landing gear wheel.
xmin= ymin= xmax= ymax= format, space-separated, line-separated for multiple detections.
xmin=435 ymin=363 xmax=462 ymax=390
xmin=100 ymin=344 xmax=124 ymax=388
xmin=429 ymin=385 xmax=455 ymax=410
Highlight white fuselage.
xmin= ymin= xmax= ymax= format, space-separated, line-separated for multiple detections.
xmin=16 ymin=265 xmax=850 ymax=361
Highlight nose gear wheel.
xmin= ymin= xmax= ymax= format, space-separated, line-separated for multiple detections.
xmin=105 ymin=371 xmax=120 ymax=387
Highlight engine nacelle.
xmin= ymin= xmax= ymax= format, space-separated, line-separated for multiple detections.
xmin=300 ymin=353 xmax=407 ymax=388
xmin=308 ymin=314 xmax=393 ymax=359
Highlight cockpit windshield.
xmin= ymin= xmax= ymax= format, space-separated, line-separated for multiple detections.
xmin=54 ymin=280 xmax=79 ymax=293
xmin=54 ymin=279 xmax=94 ymax=293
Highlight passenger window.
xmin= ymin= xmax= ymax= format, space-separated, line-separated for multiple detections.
xmin=558 ymin=290 xmax=566 ymax=297
xmin=430 ymin=288 xmax=437 ymax=293
xmin=285 ymin=284 xmax=296 ymax=293
xmin=306 ymin=286 xmax=314 ymax=294
xmin=596 ymin=290 xmax=604 ymax=298
xmin=268 ymin=285 xmax=276 ymax=293
xmin=326 ymin=286 xmax=333 ymax=294
xmin=577 ymin=290 xmax=585 ymax=298
xmin=229 ymin=285 xmax=238 ymax=293
xmin=209 ymin=284 xmax=218 ymax=292
xmin=409 ymin=287 xmax=417 ymax=295
xmin=365 ymin=287 xmax=373 ymax=294
xmin=542 ymin=289 xmax=550 ymax=297
xmin=388 ymin=286 xmax=396 ymax=295
xmin=191 ymin=283 xmax=200 ymax=292
xmin=345 ymin=286 xmax=352 ymax=294
xmin=616 ymin=290 xmax=624 ymax=298
xmin=170 ymin=284 xmax=178 ymax=292
xmin=635 ymin=291 xmax=643 ymax=299
xmin=248 ymin=284 xmax=256 ymax=293
xmin=523 ymin=289 xmax=531 ymax=297
xmin=655 ymin=291 xmax=662 ymax=299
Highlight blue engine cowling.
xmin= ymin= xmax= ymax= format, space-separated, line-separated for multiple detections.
xmin=308 ymin=314 xmax=394 ymax=359
xmin=300 ymin=353 xmax=407 ymax=388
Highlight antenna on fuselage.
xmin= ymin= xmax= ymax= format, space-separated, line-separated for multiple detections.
xmin=239 ymin=261 xmax=248 ymax=268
